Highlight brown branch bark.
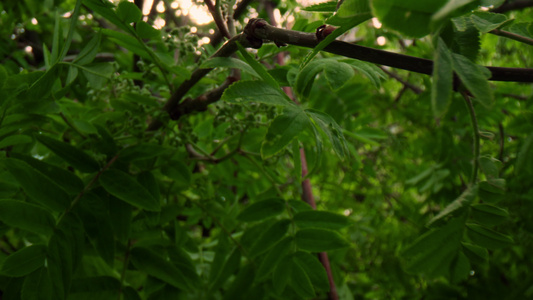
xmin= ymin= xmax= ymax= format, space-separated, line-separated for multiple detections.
xmin=204 ymin=0 xmax=232 ymax=39
xmin=492 ymin=0 xmax=533 ymax=13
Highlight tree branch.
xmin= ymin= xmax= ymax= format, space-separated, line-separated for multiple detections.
xmin=491 ymin=0 xmax=533 ymax=13
xmin=204 ymin=0 xmax=232 ymax=39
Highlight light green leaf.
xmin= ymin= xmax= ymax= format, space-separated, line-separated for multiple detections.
xmin=1 ymin=245 xmax=47 ymax=277
xmin=295 ymin=228 xmax=350 ymax=252
xmin=432 ymin=38 xmax=454 ymax=118
xmin=470 ymin=11 xmax=512 ymax=33
xmin=131 ymin=247 xmax=193 ymax=291
xmin=294 ymin=210 xmax=351 ymax=230
xmin=99 ymin=169 xmax=160 ymax=211
xmin=221 ymin=80 xmax=292 ymax=107
xmin=256 ymin=237 xmax=293 ymax=281
xmin=0 ymin=200 xmax=55 ymax=236
xmin=200 ymin=57 xmax=259 ymax=77
xmin=250 ymin=219 xmax=291 ymax=257
xmin=342 ymin=59 xmax=386 ymax=88
xmin=506 ymin=22 xmax=533 ymax=40
xmin=303 ymin=1 xmax=337 ymax=12
xmin=237 ymin=198 xmax=285 ymax=222
xmin=35 ymin=134 xmax=100 ymax=173
xmin=471 ymin=204 xmax=509 ymax=226
xmin=466 ymin=223 xmax=514 ymax=249
xmin=3 ymin=158 xmax=71 ymax=211
xmin=262 ymin=107 xmax=311 ymax=159
xmin=371 ymin=0 xmax=448 ymax=38
xmin=82 ymin=0 xmax=133 ymax=33
xmin=432 ymin=0 xmax=478 ymax=26
xmin=451 ymin=53 xmax=493 ymax=107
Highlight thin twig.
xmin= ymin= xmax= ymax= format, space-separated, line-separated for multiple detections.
xmin=490 ymin=28 xmax=533 ymax=46
xmin=204 ymin=0 xmax=232 ymax=39
xmin=491 ymin=0 xmax=533 ymax=13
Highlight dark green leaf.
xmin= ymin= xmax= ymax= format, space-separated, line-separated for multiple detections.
xmin=131 ymin=247 xmax=192 ymax=291
xmin=200 ymin=57 xmax=259 ymax=77
xmin=466 ymin=223 xmax=514 ymax=249
xmin=294 ymin=210 xmax=351 ymax=230
xmin=250 ymin=219 xmax=291 ymax=257
xmin=471 ymin=204 xmax=508 ymax=226
xmin=35 ymin=134 xmax=100 ymax=173
xmin=295 ymin=228 xmax=350 ymax=252
xmin=236 ymin=42 xmax=280 ymax=89
xmin=119 ymin=143 xmax=172 ymax=162
xmin=478 ymin=156 xmax=502 ymax=179
xmin=116 ymin=0 xmax=142 ymax=24
xmin=427 ymin=185 xmax=477 ymax=227
xmin=0 ymin=135 xmax=32 ymax=149
xmin=262 ymin=107 xmax=311 ymax=159
xmin=136 ymin=21 xmax=160 ymax=39
xmin=209 ymin=247 xmax=241 ymax=291
xmin=461 ymin=242 xmax=488 ymax=265
xmin=1 ymin=245 xmax=47 ymax=277
xmin=470 ymin=12 xmax=512 ymax=33
xmin=73 ymin=32 xmax=101 ymax=65
xmin=273 ymin=255 xmax=292 ymax=295
xmin=256 ymin=237 xmax=293 ymax=281
xmin=0 ymin=200 xmax=55 ymax=235
xmin=99 ymin=169 xmax=160 ymax=211
xmin=293 ymin=251 xmax=330 ymax=292
xmin=3 ymin=158 xmax=71 ymax=211
xmin=22 ymin=267 xmax=53 ymax=300
xmin=306 ymin=109 xmax=348 ymax=159
xmin=291 ymin=260 xmax=315 ymax=298
xmin=237 ymin=198 xmax=285 ymax=222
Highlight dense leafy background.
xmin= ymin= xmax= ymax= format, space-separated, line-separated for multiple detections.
xmin=0 ymin=0 xmax=532 ymax=299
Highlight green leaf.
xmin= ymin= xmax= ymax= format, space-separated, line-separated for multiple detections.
xmin=466 ymin=223 xmax=514 ymax=249
xmin=101 ymin=29 xmax=150 ymax=58
xmin=291 ymin=260 xmax=315 ymax=298
xmin=99 ymin=169 xmax=160 ymax=211
xmin=9 ymin=153 xmax=84 ymax=195
xmin=35 ymin=134 xmax=100 ymax=173
xmin=401 ymin=216 xmax=465 ymax=278
xmin=221 ymin=80 xmax=292 ymax=107
xmin=450 ymin=251 xmax=470 ymax=283
xmin=478 ymin=156 xmax=502 ymax=179
xmin=0 ymin=200 xmax=55 ymax=236
xmin=295 ymin=228 xmax=350 ymax=252
xmin=371 ymin=0 xmax=448 ymax=38
xmin=296 ymin=58 xmax=354 ymax=97
xmin=119 ymin=143 xmax=172 ymax=162
xmin=237 ymin=198 xmax=285 ymax=222
xmin=306 ymin=109 xmax=348 ymax=159
xmin=250 ymin=219 xmax=291 ymax=257
xmin=116 ymin=0 xmax=142 ymax=24
xmin=200 ymin=57 xmax=259 ymax=77
xmin=427 ymin=185 xmax=477 ymax=227
xmin=0 ymin=135 xmax=32 ymax=149
xmin=432 ymin=38 xmax=454 ymax=118
xmin=1 ymin=245 xmax=47 ymax=277
xmin=431 ymin=0 xmax=477 ymax=27
xmin=209 ymin=247 xmax=241 ymax=291
xmin=470 ymin=12 xmax=512 ymax=33
xmin=262 ymin=107 xmax=311 ymax=159
xmin=136 ymin=21 xmax=160 ymax=39
xmin=69 ymin=276 xmax=121 ymax=299
xmin=236 ymin=42 xmax=280 ymax=89
xmin=80 ymin=62 xmax=114 ymax=89
xmin=293 ymin=251 xmax=330 ymax=292
xmin=130 ymin=247 xmax=193 ymax=291
xmin=256 ymin=237 xmax=293 ymax=281
xmin=479 ymin=178 xmax=506 ymax=194
xmin=451 ymin=53 xmax=493 ymax=107
xmin=22 ymin=267 xmax=53 ymax=300
xmin=273 ymin=255 xmax=292 ymax=295
xmin=294 ymin=210 xmax=351 ymax=230
xmin=83 ymin=0 xmax=132 ymax=33
xmin=461 ymin=242 xmax=488 ymax=265
xmin=342 ymin=59 xmax=386 ymax=88
xmin=3 ymin=158 xmax=71 ymax=211
xmin=471 ymin=204 xmax=509 ymax=226
xmin=73 ymin=32 xmax=101 ymax=65
xmin=506 ymin=22 xmax=533 ymax=40
xmin=303 ymin=1 xmax=337 ymax=12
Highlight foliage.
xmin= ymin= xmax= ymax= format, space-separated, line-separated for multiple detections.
xmin=1 ymin=0 xmax=533 ymax=299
